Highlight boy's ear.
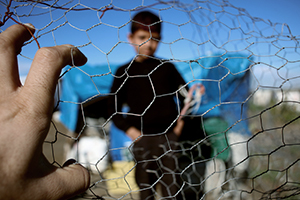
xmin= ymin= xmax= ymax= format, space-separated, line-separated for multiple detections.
xmin=127 ymin=33 xmax=133 ymax=43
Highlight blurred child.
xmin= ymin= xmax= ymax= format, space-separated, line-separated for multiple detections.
xmin=108 ymin=11 xmax=186 ymax=200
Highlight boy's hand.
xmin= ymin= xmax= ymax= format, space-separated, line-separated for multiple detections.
xmin=126 ymin=126 xmax=142 ymax=141
xmin=174 ymin=119 xmax=184 ymax=136
xmin=0 ymin=24 xmax=90 ymax=199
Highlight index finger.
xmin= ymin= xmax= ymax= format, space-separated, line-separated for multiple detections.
xmin=22 ymin=44 xmax=87 ymax=117
xmin=0 ymin=23 xmax=35 ymax=93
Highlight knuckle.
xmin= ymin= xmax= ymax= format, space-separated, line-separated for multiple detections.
xmin=36 ymin=47 xmax=64 ymax=63
xmin=0 ymin=35 xmax=14 ymax=52
xmin=35 ymin=45 xmax=78 ymax=67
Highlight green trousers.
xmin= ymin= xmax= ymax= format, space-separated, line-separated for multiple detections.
xmin=203 ymin=117 xmax=231 ymax=161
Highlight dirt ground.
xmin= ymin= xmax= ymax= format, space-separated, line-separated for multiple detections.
xmin=43 ymin=113 xmax=300 ymax=200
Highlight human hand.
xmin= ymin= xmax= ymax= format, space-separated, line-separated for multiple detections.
xmin=174 ymin=119 xmax=184 ymax=136
xmin=126 ymin=126 xmax=142 ymax=141
xmin=0 ymin=24 xmax=90 ymax=199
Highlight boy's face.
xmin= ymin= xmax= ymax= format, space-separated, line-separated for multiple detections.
xmin=128 ymin=29 xmax=160 ymax=62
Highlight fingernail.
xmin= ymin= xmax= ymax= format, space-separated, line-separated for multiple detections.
xmin=63 ymin=158 xmax=77 ymax=167
xmin=64 ymin=45 xmax=88 ymax=66
xmin=23 ymin=23 xmax=35 ymax=30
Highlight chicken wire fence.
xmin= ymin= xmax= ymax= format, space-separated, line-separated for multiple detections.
xmin=1 ymin=0 xmax=300 ymax=199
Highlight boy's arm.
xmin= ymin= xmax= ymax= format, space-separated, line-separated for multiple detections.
xmin=108 ymin=67 xmax=142 ymax=141
xmin=108 ymin=67 xmax=134 ymax=135
xmin=172 ymin=64 xmax=188 ymax=136
xmin=175 ymin=67 xmax=188 ymax=106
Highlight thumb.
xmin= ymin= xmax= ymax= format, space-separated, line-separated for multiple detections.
xmin=51 ymin=162 xmax=90 ymax=200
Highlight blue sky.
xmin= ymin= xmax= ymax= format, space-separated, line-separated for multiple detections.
xmin=0 ymin=0 xmax=299 ymax=88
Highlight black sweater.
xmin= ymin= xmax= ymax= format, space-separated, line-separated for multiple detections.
xmin=108 ymin=58 xmax=186 ymax=135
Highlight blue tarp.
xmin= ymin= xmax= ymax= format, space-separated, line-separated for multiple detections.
xmin=175 ymin=53 xmax=252 ymax=135
xmin=109 ymin=122 xmax=132 ymax=161
xmin=59 ymin=64 xmax=119 ymax=131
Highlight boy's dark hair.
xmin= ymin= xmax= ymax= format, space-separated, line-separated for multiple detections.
xmin=131 ymin=11 xmax=161 ymax=34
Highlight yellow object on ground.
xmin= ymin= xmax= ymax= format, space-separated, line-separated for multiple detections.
xmin=103 ymin=161 xmax=139 ymax=198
